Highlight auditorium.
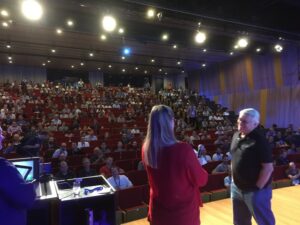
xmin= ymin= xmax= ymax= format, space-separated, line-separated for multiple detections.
xmin=0 ymin=1 xmax=299 ymax=225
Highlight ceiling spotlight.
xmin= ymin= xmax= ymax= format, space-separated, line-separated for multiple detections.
xmin=80 ymin=62 xmax=84 ymax=66
xmin=147 ymin=9 xmax=155 ymax=18
xmin=195 ymin=31 xmax=206 ymax=44
xmin=47 ymin=60 xmax=51 ymax=63
xmin=165 ymin=72 xmax=168 ymax=75
xmin=8 ymin=56 xmax=12 ymax=60
xmin=9 ymin=60 xmax=13 ymax=64
xmin=234 ymin=45 xmax=239 ymax=49
xmin=97 ymin=67 xmax=101 ymax=70
xmin=230 ymin=52 xmax=234 ymax=55
xmin=102 ymin=15 xmax=117 ymax=32
xmin=274 ymin=44 xmax=283 ymax=52
xmin=51 ymin=49 xmax=56 ymax=53
xmin=144 ymin=70 xmax=148 ymax=74
xmin=173 ymin=44 xmax=177 ymax=49
xmin=42 ymin=63 xmax=46 ymax=66
xmin=108 ymin=65 xmax=112 ymax=68
xmin=181 ymin=70 xmax=185 ymax=73
xmin=256 ymin=48 xmax=261 ymax=52
xmin=202 ymin=63 xmax=206 ymax=67
xmin=21 ymin=0 xmax=43 ymax=21
xmin=122 ymin=69 xmax=126 ymax=72
xmin=71 ymin=65 xmax=75 ymax=68
xmin=159 ymin=68 xmax=162 ymax=72
xmin=121 ymin=56 xmax=126 ymax=60
xmin=123 ymin=47 xmax=131 ymax=56
xmin=6 ymin=44 xmax=11 ymax=48
xmin=135 ymin=67 xmax=139 ymax=70
xmin=2 ymin=21 xmax=8 ymax=27
xmin=89 ymin=53 xmax=94 ymax=57
xmin=118 ymin=28 xmax=124 ymax=34
xmin=1 ymin=10 xmax=9 ymax=17
xmin=198 ymin=22 xmax=201 ymax=27
xmin=237 ymin=38 xmax=248 ymax=48
xmin=56 ymin=28 xmax=63 ymax=34
xmin=177 ymin=61 xmax=181 ymax=65
xmin=203 ymin=49 xmax=207 ymax=52
xmin=100 ymin=34 xmax=107 ymax=41
xmin=151 ymin=59 xmax=155 ymax=63
xmin=162 ymin=33 xmax=169 ymax=41
xmin=67 ymin=19 xmax=74 ymax=27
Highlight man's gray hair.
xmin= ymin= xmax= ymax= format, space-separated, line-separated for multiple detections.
xmin=239 ymin=108 xmax=260 ymax=123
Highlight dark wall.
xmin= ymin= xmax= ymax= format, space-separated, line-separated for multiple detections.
xmin=103 ymin=73 xmax=151 ymax=87
xmin=47 ymin=69 xmax=89 ymax=84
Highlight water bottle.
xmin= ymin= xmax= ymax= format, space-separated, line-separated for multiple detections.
xmin=73 ymin=178 xmax=82 ymax=196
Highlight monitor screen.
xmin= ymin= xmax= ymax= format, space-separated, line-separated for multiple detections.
xmin=9 ymin=157 xmax=40 ymax=182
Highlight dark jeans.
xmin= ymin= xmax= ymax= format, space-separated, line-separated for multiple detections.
xmin=231 ymin=182 xmax=275 ymax=225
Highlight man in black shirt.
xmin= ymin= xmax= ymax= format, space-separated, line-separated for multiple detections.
xmin=230 ymin=108 xmax=275 ymax=225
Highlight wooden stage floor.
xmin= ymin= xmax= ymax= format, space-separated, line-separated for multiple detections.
xmin=123 ymin=186 xmax=300 ymax=225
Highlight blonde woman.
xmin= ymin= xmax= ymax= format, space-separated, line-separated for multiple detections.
xmin=142 ymin=105 xmax=208 ymax=225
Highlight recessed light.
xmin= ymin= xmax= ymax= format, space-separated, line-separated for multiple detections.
xmin=80 ymin=62 xmax=84 ymax=66
xmin=135 ymin=67 xmax=138 ymax=70
xmin=177 ymin=61 xmax=181 ymax=65
xmin=89 ymin=53 xmax=94 ymax=57
xmin=2 ymin=21 xmax=8 ymax=27
xmin=56 ymin=28 xmax=63 ymax=34
xmin=234 ymin=45 xmax=239 ymax=49
xmin=121 ymin=56 xmax=125 ymax=60
xmin=51 ymin=49 xmax=56 ymax=53
xmin=122 ymin=69 xmax=126 ymax=72
xmin=118 ymin=28 xmax=124 ymax=34
xmin=237 ymin=38 xmax=248 ymax=48
xmin=147 ymin=9 xmax=155 ymax=18
xmin=97 ymin=67 xmax=101 ymax=70
xmin=144 ymin=70 xmax=148 ymax=74
xmin=274 ymin=44 xmax=283 ymax=52
xmin=173 ymin=44 xmax=177 ymax=49
xmin=256 ymin=48 xmax=261 ymax=52
xmin=162 ymin=33 xmax=169 ymax=41
xmin=195 ymin=31 xmax=206 ymax=44
xmin=67 ymin=19 xmax=74 ymax=27
xmin=42 ymin=63 xmax=46 ymax=66
xmin=203 ymin=49 xmax=207 ymax=52
xmin=9 ymin=60 xmax=13 ymax=64
xmin=71 ymin=65 xmax=75 ymax=68
xmin=151 ymin=59 xmax=155 ymax=63
xmin=1 ymin=10 xmax=9 ymax=17
xmin=108 ymin=65 xmax=112 ymax=68
xmin=181 ymin=70 xmax=185 ymax=73
xmin=8 ymin=56 xmax=12 ymax=60
xmin=165 ymin=72 xmax=168 ymax=75
xmin=159 ymin=68 xmax=162 ymax=72
xmin=6 ymin=44 xmax=11 ymax=49
xmin=202 ymin=63 xmax=206 ymax=67
xmin=230 ymin=52 xmax=234 ymax=55
xmin=102 ymin=15 xmax=117 ymax=32
xmin=21 ymin=0 xmax=43 ymax=21
xmin=100 ymin=34 xmax=107 ymax=40
xmin=47 ymin=60 xmax=51 ymax=63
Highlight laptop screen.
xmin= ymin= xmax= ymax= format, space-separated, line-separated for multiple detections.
xmin=9 ymin=157 xmax=40 ymax=182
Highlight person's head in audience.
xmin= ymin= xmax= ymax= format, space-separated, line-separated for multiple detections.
xmin=59 ymin=161 xmax=69 ymax=175
xmin=132 ymin=141 xmax=138 ymax=148
xmin=100 ymin=142 xmax=107 ymax=150
xmin=105 ymin=157 xmax=113 ymax=169
xmin=82 ymin=157 xmax=91 ymax=171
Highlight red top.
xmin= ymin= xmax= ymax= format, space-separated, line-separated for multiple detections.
xmin=142 ymin=142 xmax=208 ymax=225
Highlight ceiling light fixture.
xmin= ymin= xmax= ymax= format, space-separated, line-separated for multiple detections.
xmin=195 ymin=31 xmax=206 ymax=44
xmin=6 ymin=44 xmax=11 ymax=48
xmin=151 ymin=59 xmax=155 ymax=63
xmin=274 ymin=44 xmax=283 ymax=52
xmin=173 ymin=44 xmax=177 ymax=49
xmin=256 ymin=48 xmax=261 ymax=52
xmin=203 ymin=49 xmax=207 ymax=52
xmin=162 ymin=33 xmax=169 ymax=41
xmin=237 ymin=38 xmax=248 ymax=48
xmin=118 ymin=28 xmax=124 ymax=34
xmin=97 ymin=67 xmax=101 ymax=70
xmin=135 ymin=67 xmax=139 ymax=70
xmin=2 ymin=21 xmax=8 ymax=27
xmin=56 ymin=28 xmax=63 ymax=35
xmin=51 ymin=49 xmax=56 ymax=53
xmin=202 ymin=63 xmax=206 ymax=67
xmin=144 ymin=70 xmax=148 ymax=74
xmin=177 ymin=61 xmax=181 ymax=65
xmin=108 ymin=65 xmax=112 ymax=68
xmin=122 ymin=68 xmax=126 ymax=72
xmin=147 ymin=9 xmax=155 ymax=19
xmin=121 ymin=56 xmax=126 ymax=60
xmin=21 ymin=0 xmax=43 ymax=21
xmin=66 ymin=19 xmax=74 ymax=27
xmin=80 ymin=62 xmax=84 ymax=66
xmin=1 ymin=10 xmax=9 ymax=17
xmin=102 ymin=15 xmax=117 ymax=32
xmin=100 ymin=34 xmax=107 ymax=40
xmin=230 ymin=52 xmax=234 ymax=55
xmin=89 ymin=53 xmax=94 ymax=57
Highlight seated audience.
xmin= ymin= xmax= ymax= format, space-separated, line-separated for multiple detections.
xmin=212 ymin=156 xmax=230 ymax=174
xmin=52 ymin=142 xmax=68 ymax=158
xmin=212 ymin=147 xmax=224 ymax=161
xmin=197 ymin=144 xmax=212 ymax=165
xmin=54 ymin=161 xmax=75 ymax=180
xmin=286 ymin=162 xmax=300 ymax=185
xmin=77 ymin=157 xmax=97 ymax=177
xmin=224 ymin=165 xmax=232 ymax=190
xmin=90 ymin=147 xmax=106 ymax=165
xmin=107 ymin=166 xmax=133 ymax=190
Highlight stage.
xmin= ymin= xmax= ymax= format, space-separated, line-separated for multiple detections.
xmin=123 ymin=186 xmax=300 ymax=225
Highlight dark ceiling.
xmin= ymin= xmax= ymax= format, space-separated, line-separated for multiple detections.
xmin=0 ymin=0 xmax=299 ymax=76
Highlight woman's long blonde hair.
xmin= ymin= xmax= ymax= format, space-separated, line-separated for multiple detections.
xmin=143 ymin=105 xmax=177 ymax=169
